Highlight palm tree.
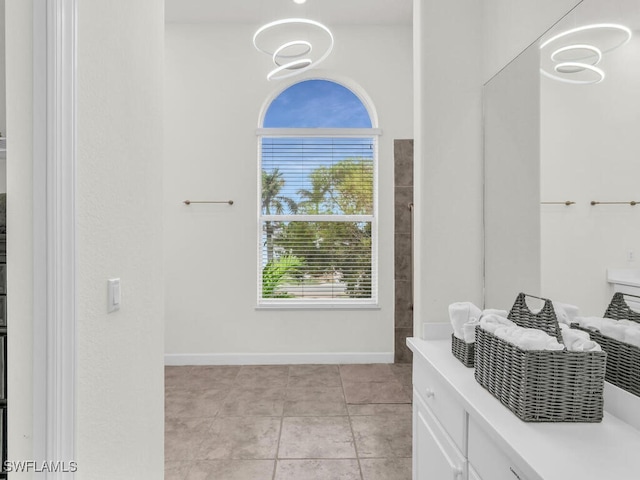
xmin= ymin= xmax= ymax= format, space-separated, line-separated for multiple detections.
xmin=262 ymin=169 xmax=296 ymax=262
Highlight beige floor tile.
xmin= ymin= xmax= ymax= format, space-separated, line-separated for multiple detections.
xmin=390 ymin=364 xmax=412 ymax=387
xmin=165 ymin=417 xmax=214 ymax=462
xmin=279 ymin=416 xmax=356 ymax=459
xmin=275 ymin=459 xmax=361 ymax=480
xmin=185 ymin=460 xmax=275 ymax=480
xmin=351 ymin=414 xmax=412 ymax=458
xmin=236 ymin=365 xmax=290 ymax=387
xmin=347 ymin=404 xmax=412 ymax=416
xmin=196 ymin=416 xmax=281 ymax=460
xmin=288 ymin=365 xmax=342 ymax=387
xmin=165 ymin=366 xmax=194 ymax=390
xmin=219 ymin=387 xmax=285 ymax=416
xmin=360 ymin=458 xmax=412 ymax=480
xmin=165 ymin=387 xmax=230 ymax=419
xmin=284 ymin=386 xmax=347 ymax=416
xmin=343 ymin=381 xmax=411 ymax=404
xmin=186 ymin=366 xmax=241 ymax=388
xmin=165 ymin=461 xmax=190 ymax=480
xmin=340 ymin=364 xmax=396 ymax=383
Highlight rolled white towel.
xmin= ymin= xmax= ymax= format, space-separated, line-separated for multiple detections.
xmin=617 ymin=319 xmax=640 ymax=329
xmin=560 ymin=327 xmax=593 ymax=352
xmin=572 ymin=340 xmax=602 ymax=352
xmin=481 ymin=308 xmax=509 ymax=318
xmin=480 ymin=314 xmax=517 ymax=334
xmin=449 ymin=302 xmax=482 ymax=340
xmin=624 ymin=327 xmax=640 ymax=348
xmin=575 ymin=316 xmax=608 ymax=332
xmin=553 ymin=302 xmax=580 ymax=325
xmin=462 ymin=320 xmax=478 ymax=343
xmin=601 ymin=320 xmax=627 ymax=342
xmin=518 ymin=328 xmax=564 ymax=351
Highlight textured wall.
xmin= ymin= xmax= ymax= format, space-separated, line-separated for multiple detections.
xmin=76 ymin=0 xmax=165 ymax=477
xmin=164 ymin=24 xmax=412 ymax=361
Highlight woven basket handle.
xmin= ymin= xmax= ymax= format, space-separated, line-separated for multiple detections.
xmin=507 ymin=292 xmax=563 ymax=342
xmin=604 ymin=292 xmax=640 ymax=324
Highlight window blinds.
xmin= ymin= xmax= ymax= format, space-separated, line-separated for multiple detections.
xmin=260 ymin=136 xmax=377 ymax=302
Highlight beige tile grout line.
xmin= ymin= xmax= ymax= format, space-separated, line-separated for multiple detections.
xmin=339 ymin=364 xmax=366 ymax=480
xmin=271 ymin=365 xmax=290 ymax=480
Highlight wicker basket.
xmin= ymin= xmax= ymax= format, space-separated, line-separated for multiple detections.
xmin=571 ymin=292 xmax=640 ymax=397
xmin=474 ymin=293 xmax=606 ymax=422
xmin=451 ymin=334 xmax=474 ymax=368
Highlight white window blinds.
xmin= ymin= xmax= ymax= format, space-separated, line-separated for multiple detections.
xmin=259 ymin=135 xmax=377 ymax=304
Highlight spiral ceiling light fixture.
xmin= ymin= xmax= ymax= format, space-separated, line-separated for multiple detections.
xmin=539 ymin=23 xmax=632 ymax=85
xmin=253 ymin=18 xmax=334 ymax=81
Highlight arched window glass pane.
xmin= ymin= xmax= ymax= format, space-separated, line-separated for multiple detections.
xmin=264 ymin=79 xmax=372 ymax=128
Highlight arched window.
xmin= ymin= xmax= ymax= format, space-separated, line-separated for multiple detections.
xmin=258 ymin=79 xmax=379 ymax=306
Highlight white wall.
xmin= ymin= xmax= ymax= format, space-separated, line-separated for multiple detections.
xmin=0 ymin=0 xmax=6 ymax=193
xmin=76 ymin=0 xmax=165 ymax=477
xmin=541 ymin=34 xmax=640 ymax=315
xmin=412 ymin=0 xmax=484 ymax=332
xmin=6 ymin=0 xmax=34 ymax=466
xmin=484 ymin=45 xmax=541 ymax=310
xmin=482 ymin=0 xmax=582 ymax=82
xmin=164 ymin=24 xmax=412 ymax=362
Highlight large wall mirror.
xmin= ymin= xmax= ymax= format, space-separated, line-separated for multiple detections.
xmin=484 ymin=0 xmax=640 ymax=316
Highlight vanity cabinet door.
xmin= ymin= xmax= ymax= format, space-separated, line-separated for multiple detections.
xmin=414 ymin=392 xmax=465 ymax=480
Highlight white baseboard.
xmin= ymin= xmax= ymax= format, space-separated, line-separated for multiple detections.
xmin=164 ymin=352 xmax=394 ymax=366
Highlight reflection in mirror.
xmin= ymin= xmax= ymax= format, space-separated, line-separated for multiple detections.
xmin=484 ymin=0 xmax=640 ymax=317
xmin=540 ymin=0 xmax=640 ymax=315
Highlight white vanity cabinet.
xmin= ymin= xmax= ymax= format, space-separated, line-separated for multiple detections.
xmin=408 ymin=337 xmax=640 ymax=480
xmin=413 ymin=391 xmax=465 ymax=480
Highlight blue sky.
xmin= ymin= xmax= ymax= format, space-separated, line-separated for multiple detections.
xmin=264 ymin=80 xmax=372 ymax=128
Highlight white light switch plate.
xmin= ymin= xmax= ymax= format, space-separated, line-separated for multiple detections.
xmin=108 ymin=278 xmax=121 ymax=313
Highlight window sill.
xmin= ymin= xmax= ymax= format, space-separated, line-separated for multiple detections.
xmin=255 ymin=302 xmax=381 ymax=311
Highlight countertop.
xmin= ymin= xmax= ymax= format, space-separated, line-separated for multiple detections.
xmin=408 ymin=336 xmax=640 ymax=480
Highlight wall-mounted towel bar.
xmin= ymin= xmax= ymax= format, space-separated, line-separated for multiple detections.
xmin=541 ymin=201 xmax=575 ymax=206
xmin=183 ymin=200 xmax=234 ymax=205
xmin=590 ymin=201 xmax=637 ymax=206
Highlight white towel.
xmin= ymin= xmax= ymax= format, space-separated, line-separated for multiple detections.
xmin=462 ymin=321 xmax=478 ymax=343
xmin=572 ymin=340 xmax=602 ymax=352
xmin=553 ymin=302 xmax=580 ymax=326
xmin=481 ymin=308 xmax=509 ymax=318
xmin=479 ymin=314 xmax=517 ymax=334
xmin=449 ymin=302 xmax=482 ymax=340
xmin=624 ymin=327 xmax=640 ymax=348
xmin=559 ymin=326 xmax=598 ymax=352
xmin=601 ymin=320 xmax=627 ymax=342
xmin=491 ymin=324 xmax=564 ymax=351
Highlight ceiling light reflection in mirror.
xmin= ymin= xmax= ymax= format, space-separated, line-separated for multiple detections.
xmin=540 ymin=23 xmax=632 ymax=84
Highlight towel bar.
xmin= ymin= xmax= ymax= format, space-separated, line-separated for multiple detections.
xmin=183 ymin=200 xmax=234 ymax=205
xmin=590 ymin=201 xmax=637 ymax=206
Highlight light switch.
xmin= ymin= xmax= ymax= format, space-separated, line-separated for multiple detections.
xmin=108 ymin=278 xmax=121 ymax=313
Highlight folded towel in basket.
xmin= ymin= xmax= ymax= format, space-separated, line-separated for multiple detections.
xmin=560 ymin=324 xmax=602 ymax=352
xmin=553 ymin=302 xmax=580 ymax=325
xmin=449 ymin=302 xmax=482 ymax=340
xmin=479 ymin=314 xmax=516 ymax=334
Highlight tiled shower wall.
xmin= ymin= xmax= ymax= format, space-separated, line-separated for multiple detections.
xmin=394 ymin=139 xmax=414 ymax=363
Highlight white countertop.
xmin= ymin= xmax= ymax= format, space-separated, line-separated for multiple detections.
xmin=608 ymin=268 xmax=640 ymax=288
xmin=408 ymin=337 xmax=640 ymax=480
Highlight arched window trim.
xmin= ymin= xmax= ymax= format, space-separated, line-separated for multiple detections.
xmin=257 ymin=77 xmax=380 ymax=309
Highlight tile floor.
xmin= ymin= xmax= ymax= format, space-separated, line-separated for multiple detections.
xmin=166 ymin=363 xmax=413 ymax=480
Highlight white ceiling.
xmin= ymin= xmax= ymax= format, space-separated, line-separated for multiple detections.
xmin=165 ymin=0 xmax=412 ymax=26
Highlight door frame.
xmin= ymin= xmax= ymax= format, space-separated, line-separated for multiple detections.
xmin=33 ymin=0 xmax=77 ymax=474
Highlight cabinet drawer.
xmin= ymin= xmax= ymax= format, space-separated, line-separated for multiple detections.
xmin=468 ymin=417 xmax=529 ymax=480
xmin=413 ymin=351 xmax=466 ymax=453
xmin=414 ymin=392 xmax=466 ymax=480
